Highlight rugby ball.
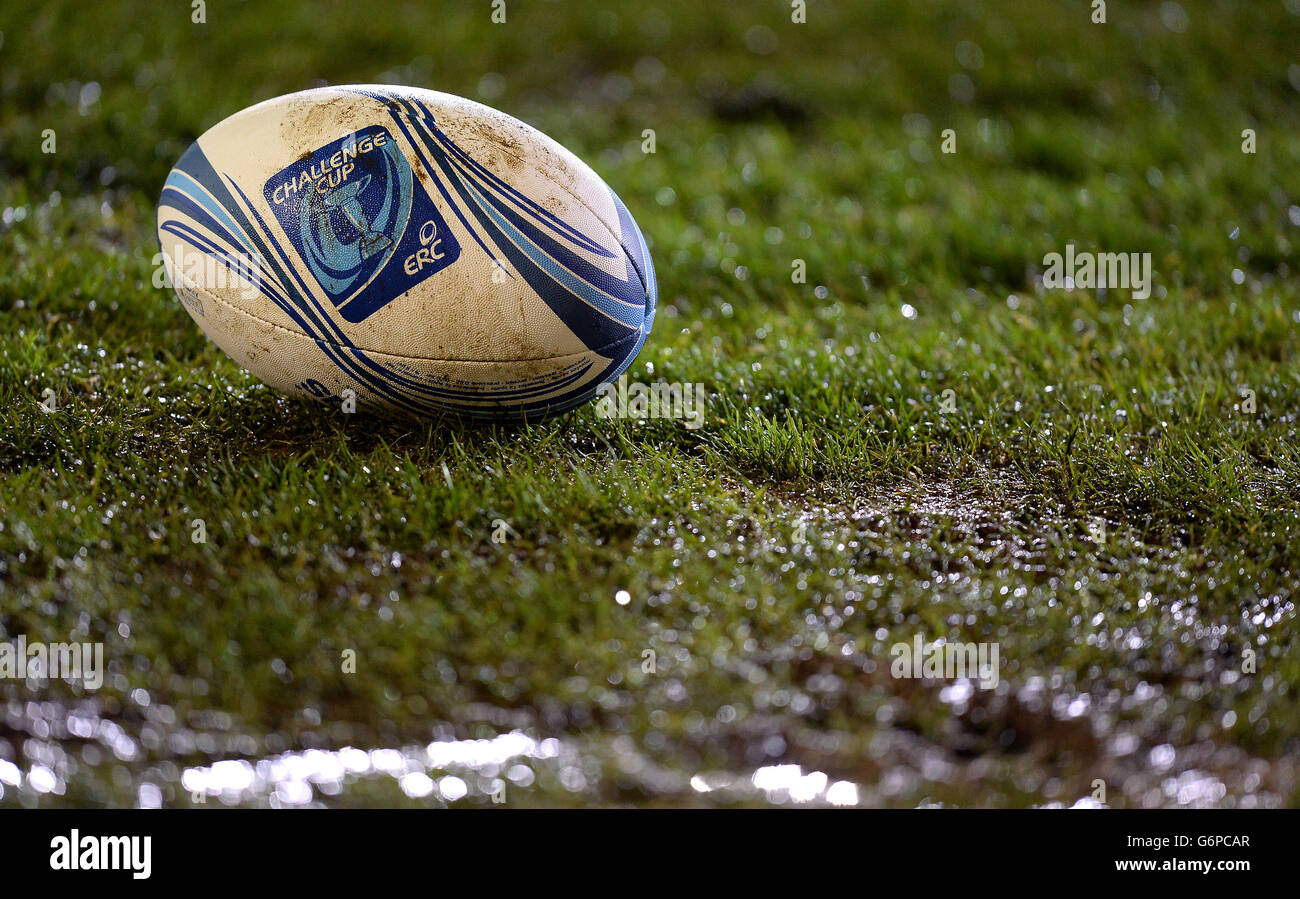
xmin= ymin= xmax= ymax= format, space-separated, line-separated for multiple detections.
xmin=156 ymin=84 xmax=657 ymax=421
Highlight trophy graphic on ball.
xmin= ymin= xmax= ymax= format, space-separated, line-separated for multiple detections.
xmin=323 ymin=174 xmax=392 ymax=260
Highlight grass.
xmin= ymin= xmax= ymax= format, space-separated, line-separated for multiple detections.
xmin=1 ymin=0 xmax=1298 ymax=807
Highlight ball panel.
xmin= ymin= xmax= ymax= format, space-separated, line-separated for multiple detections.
xmin=175 ymin=278 xmax=646 ymax=420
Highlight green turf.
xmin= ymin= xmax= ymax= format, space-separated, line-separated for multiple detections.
xmin=1 ymin=0 xmax=1298 ymax=807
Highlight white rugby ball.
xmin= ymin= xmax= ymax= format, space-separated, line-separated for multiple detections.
xmin=157 ymin=84 xmax=657 ymax=421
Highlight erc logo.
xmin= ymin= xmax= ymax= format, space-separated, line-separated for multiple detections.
xmin=263 ymin=125 xmax=460 ymax=324
xmin=405 ymin=219 xmax=449 ymax=275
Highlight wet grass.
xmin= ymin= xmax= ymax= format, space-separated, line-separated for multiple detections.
xmin=1 ymin=0 xmax=1299 ymax=807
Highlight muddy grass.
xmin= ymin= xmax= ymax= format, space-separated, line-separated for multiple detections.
xmin=3 ymin=475 xmax=1294 ymax=808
